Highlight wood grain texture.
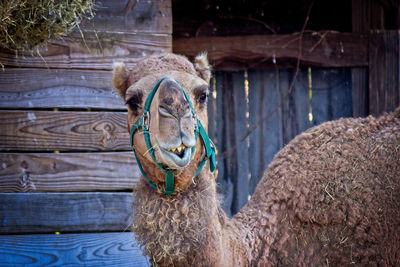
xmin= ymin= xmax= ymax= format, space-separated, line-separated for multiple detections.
xmin=369 ymin=30 xmax=400 ymax=116
xmin=174 ymin=32 xmax=368 ymax=70
xmin=232 ymin=72 xmax=250 ymax=212
xmin=351 ymin=0 xmax=371 ymax=117
xmin=0 ymin=68 xmax=125 ymax=109
xmin=214 ymin=69 xmax=353 ymax=215
xmin=0 ymin=152 xmax=139 ymax=193
xmin=248 ymin=70 xmax=284 ymax=195
xmin=351 ymin=68 xmax=369 ymax=117
xmin=80 ymin=0 xmax=172 ymax=34
xmin=0 ymin=192 xmax=133 ymax=234
xmin=0 ymin=111 xmax=130 ymax=151
xmin=0 ymin=232 xmax=148 ymax=266
xmin=215 ymin=72 xmax=231 ymax=216
xmin=310 ymin=68 xmax=353 ymax=125
xmin=0 ymin=0 xmax=172 ymax=69
xmin=0 ymin=31 xmax=171 ymax=69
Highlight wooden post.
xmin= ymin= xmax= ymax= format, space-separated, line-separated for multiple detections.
xmin=351 ymin=0 xmax=370 ymax=117
xmin=369 ymin=30 xmax=400 ymax=116
xmin=353 ymin=0 xmax=400 ymax=116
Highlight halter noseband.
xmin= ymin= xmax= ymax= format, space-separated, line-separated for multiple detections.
xmin=129 ymin=77 xmax=216 ymax=195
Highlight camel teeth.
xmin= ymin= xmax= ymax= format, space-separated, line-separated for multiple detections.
xmin=168 ymin=145 xmax=186 ymax=154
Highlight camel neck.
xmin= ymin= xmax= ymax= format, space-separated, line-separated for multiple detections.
xmin=132 ymin=170 xmax=228 ymax=265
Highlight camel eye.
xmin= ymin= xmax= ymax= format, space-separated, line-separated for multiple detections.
xmin=125 ymin=90 xmax=143 ymax=115
xmin=126 ymin=98 xmax=141 ymax=110
xmin=197 ymin=92 xmax=208 ymax=103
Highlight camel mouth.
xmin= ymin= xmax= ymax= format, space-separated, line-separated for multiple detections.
xmin=159 ymin=144 xmax=192 ymax=169
xmin=166 ymin=144 xmax=187 ymax=157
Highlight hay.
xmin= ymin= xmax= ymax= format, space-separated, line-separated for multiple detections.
xmin=0 ymin=0 xmax=95 ymax=51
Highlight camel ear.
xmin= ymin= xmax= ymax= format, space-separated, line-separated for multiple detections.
xmin=194 ymin=52 xmax=211 ymax=84
xmin=112 ymin=62 xmax=129 ymax=99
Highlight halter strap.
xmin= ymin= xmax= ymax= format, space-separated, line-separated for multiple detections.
xmin=130 ymin=77 xmax=216 ymax=195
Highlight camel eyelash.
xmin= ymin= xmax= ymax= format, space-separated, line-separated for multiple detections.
xmin=125 ymin=90 xmax=144 ymax=111
xmin=194 ymin=85 xmax=210 ymax=104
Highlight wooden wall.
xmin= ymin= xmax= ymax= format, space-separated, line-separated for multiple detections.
xmin=1 ymin=0 xmax=399 ymax=263
xmin=208 ymin=69 xmax=353 ymax=215
xmin=0 ymin=0 xmax=171 ymax=265
xmin=175 ymin=0 xmax=400 ymax=215
xmin=176 ymin=29 xmax=399 ymax=214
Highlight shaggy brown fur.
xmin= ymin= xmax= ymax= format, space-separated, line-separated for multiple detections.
xmin=112 ymin=53 xmax=400 ymax=266
xmin=235 ymin=109 xmax=400 ymax=265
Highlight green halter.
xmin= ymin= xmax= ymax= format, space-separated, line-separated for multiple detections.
xmin=129 ymin=77 xmax=216 ymax=195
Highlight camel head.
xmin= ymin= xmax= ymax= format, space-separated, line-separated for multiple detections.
xmin=112 ymin=53 xmax=215 ymax=194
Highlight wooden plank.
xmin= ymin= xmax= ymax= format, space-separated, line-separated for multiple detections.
xmin=279 ymin=70 xmax=300 ymax=145
xmin=310 ymin=68 xmax=353 ymax=125
xmin=0 ymin=152 xmax=139 ymax=193
xmin=261 ymin=70 xmax=284 ymax=171
xmin=0 ymin=192 xmax=133 ymax=234
xmin=221 ymin=72 xmax=237 ymax=215
xmin=173 ymin=32 xmax=369 ymax=70
xmin=0 ymin=31 xmax=171 ymax=69
xmin=0 ymin=232 xmax=148 ymax=266
xmin=248 ymin=70 xmax=266 ymax=195
xmin=215 ymin=72 xmax=232 ymax=216
xmin=328 ymin=69 xmax=353 ymax=119
xmin=352 ymin=0 xmax=372 ymax=33
xmin=248 ymin=70 xmax=284 ymax=195
xmin=0 ymin=111 xmax=130 ymax=152
xmin=351 ymin=0 xmax=372 ymax=117
xmin=80 ymin=0 xmax=172 ymax=34
xmin=232 ymin=71 xmax=249 ymax=213
xmin=291 ymin=70 xmax=311 ymax=135
xmin=369 ymin=30 xmax=400 ymax=116
xmin=351 ymin=67 xmax=369 ymax=117
xmin=0 ymin=68 xmax=125 ymax=110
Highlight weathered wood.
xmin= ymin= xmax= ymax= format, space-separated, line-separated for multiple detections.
xmin=217 ymin=69 xmax=353 ymax=212
xmin=80 ymin=0 xmax=172 ymax=34
xmin=0 ymin=232 xmax=148 ymax=266
xmin=291 ymin=70 xmax=311 ymax=135
xmin=351 ymin=0 xmax=370 ymax=117
xmin=0 ymin=152 xmax=138 ymax=193
xmin=352 ymin=0 xmax=372 ymax=33
xmin=351 ymin=67 xmax=369 ymax=117
xmin=221 ymin=72 xmax=237 ymax=215
xmin=215 ymin=72 xmax=232 ymax=216
xmin=369 ymin=30 xmax=400 ymax=116
xmin=247 ymin=71 xmax=266 ymax=195
xmin=0 ymin=111 xmax=130 ymax=151
xmin=0 ymin=68 xmax=125 ymax=109
xmin=351 ymin=0 xmax=385 ymax=32
xmin=309 ymin=68 xmax=353 ymax=124
xmin=0 ymin=31 xmax=171 ymax=69
xmin=0 ymin=192 xmax=133 ymax=234
xmin=232 ymin=72 xmax=249 ymax=212
xmin=173 ymin=32 xmax=369 ymax=70
xmin=279 ymin=70 xmax=301 ymax=145
xmin=248 ymin=70 xmax=285 ymax=195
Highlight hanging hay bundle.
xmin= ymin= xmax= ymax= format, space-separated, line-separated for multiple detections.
xmin=0 ymin=0 xmax=95 ymax=51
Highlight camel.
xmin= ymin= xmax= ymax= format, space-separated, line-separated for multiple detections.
xmin=112 ymin=53 xmax=400 ymax=266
